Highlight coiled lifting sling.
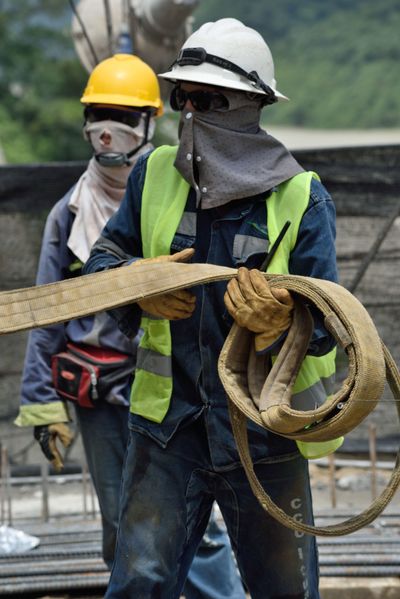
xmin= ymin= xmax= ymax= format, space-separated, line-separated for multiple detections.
xmin=1 ymin=261 xmax=399 ymax=536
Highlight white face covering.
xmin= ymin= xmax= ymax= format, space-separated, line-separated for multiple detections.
xmin=84 ymin=118 xmax=155 ymax=163
xmin=67 ymin=117 xmax=155 ymax=263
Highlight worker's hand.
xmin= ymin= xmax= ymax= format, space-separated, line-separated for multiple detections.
xmin=34 ymin=423 xmax=74 ymax=472
xmin=132 ymin=248 xmax=195 ymax=267
xmin=224 ymin=267 xmax=294 ymax=351
xmin=136 ymin=248 xmax=196 ymax=320
xmin=138 ymin=289 xmax=196 ymax=320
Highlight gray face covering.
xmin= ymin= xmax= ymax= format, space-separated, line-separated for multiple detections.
xmin=174 ymin=90 xmax=303 ymax=209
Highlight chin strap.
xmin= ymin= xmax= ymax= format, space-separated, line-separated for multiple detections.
xmin=94 ymin=112 xmax=152 ymax=167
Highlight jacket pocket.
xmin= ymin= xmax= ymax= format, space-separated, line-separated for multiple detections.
xmin=232 ymin=233 xmax=269 ymax=269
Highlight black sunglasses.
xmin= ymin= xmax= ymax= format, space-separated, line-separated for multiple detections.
xmin=84 ymin=106 xmax=145 ymax=128
xmin=170 ymin=85 xmax=229 ymax=113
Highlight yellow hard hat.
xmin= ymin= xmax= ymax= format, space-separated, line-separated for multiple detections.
xmin=81 ymin=54 xmax=163 ymax=116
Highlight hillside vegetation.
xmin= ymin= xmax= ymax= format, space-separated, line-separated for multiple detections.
xmin=0 ymin=1 xmax=90 ymax=163
xmin=195 ymin=0 xmax=400 ymax=128
xmin=0 ymin=0 xmax=398 ymax=163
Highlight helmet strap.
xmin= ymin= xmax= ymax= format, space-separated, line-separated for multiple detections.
xmin=173 ymin=47 xmax=277 ymax=105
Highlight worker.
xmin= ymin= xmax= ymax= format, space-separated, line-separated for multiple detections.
xmin=83 ymin=19 xmax=338 ymax=598
xmin=16 ymin=53 xmax=245 ymax=599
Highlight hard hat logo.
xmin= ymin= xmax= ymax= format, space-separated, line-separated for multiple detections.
xmin=159 ymin=18 xmax=289 ymax=102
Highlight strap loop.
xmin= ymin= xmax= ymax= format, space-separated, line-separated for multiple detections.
xmin=1 ymin=262 xmax=399 ymax=536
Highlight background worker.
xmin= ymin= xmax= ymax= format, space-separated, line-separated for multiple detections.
xmin=83 ymin=18 xmax=338 ymax=599
xmin=16 ymin=53 xmax=245 ymax=599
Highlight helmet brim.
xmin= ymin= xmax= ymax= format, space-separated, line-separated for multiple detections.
xmin=80 ymin=93 xmax=164 ymax=116
xmin=158 ymin=67 xmax=289 ymax=102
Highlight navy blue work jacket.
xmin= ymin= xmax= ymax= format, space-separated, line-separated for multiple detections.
xmin=83 ymin=150 xmax=338 ymax=469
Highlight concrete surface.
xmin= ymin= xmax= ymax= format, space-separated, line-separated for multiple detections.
xmin=32 ymin=580 xmax=400 ymax=599
xmin=264 ymin=126 xmax=400 ymax=150
xmin=320 ymin=577 xmax=400 ymax=599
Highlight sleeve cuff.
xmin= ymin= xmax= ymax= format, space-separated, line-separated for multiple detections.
xmin=15 ymin=401 xmax=70 ymax=427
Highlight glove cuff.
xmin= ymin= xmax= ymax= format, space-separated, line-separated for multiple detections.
xmin=255 ymin=329 xmax=288 ymax=353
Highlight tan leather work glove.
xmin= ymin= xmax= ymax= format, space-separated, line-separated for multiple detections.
xmin=34 ymin=423 xmax=74 ymax=472
xmin=224 ymin=267 xmax=294 ymax=352
xmin=136 ymin=248 xmax=196 ymax=320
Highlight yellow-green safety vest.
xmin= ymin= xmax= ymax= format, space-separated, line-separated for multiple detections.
xmin=130 ymin=145 xmax=343 ymax=458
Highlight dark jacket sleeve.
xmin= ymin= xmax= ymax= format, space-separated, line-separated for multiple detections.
xmin=17 ymin=195 xmax=75 ymax=426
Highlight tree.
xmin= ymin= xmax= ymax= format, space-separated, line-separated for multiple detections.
xmin=1 ymin=0 xmax=399 ymax=163
xmin=0 ymin=0 xmax=90 ymax=163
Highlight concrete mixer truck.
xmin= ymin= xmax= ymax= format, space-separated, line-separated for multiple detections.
xmin=70 ymin=0 xmax=201 ymax=95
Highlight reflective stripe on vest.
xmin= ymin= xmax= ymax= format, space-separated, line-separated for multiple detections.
xmin=267 ymin=172 xmax=342 ymax=458
xmin=131 ymin=147 xmax=339 ymax=445
xmin=266 ymin=172 xmax=337 ymax=406
xmin=129 ymin=146 xmax=189 ymax=422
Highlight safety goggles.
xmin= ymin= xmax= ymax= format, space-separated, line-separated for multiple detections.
xmin=84 ymin=106 xmax=145 ymax=129
xmin=170 ymin=85 xmax=229 ymax=112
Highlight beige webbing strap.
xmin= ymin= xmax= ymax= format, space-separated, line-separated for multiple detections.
xmin=1 ymin=262 xmax=399 ymax=536
xmin=218 ymin=275 xmax=388 ymax=441
xmin=217 ymin=276 xmax=400 ymax=535
xmin=0 ymin=262 xmax=236 ymax=334
xmin=228 ymin=352 xmax=400 ymax=536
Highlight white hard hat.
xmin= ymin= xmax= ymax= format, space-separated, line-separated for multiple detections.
xmin=159 ymin=18 xmax=288 ymax=103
